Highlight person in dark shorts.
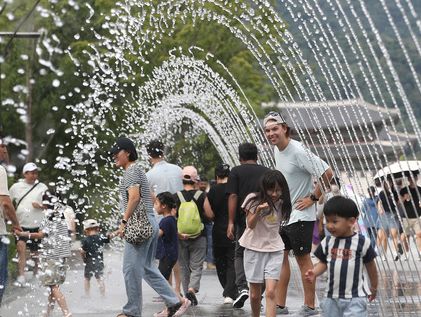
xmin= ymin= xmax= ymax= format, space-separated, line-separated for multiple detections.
xmin=154 ymin=192 xmax=179 ymax=282
xmin=264 ymin=111 xmax=333 ymax=316
xmin=80 ymin=219 xmax=112 ymax=297
xmin=226 ymin=143 xmax=270 ymax=308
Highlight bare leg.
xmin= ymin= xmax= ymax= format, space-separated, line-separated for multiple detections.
xmin=84 ymin=278 xmax=90 ymax=296
xmin=276 ymin=251 xmax=290 ymax=307
xmin=416 ymin=232 xmax=421 ymax=254
xmin=173 ymin=261 xmax=182 ymax=295
xmin=377 ymin=229 xmax=387 ymax=254
xmin=296 ymin=254 xmax=315 ymax=308
xmin=16 ymin=240 xmax=27 ymax=278
xmin=96 ymin=277 xmax=105 ymax=297
xmin=390 ymin=228 xmax=399 ymax=254
xmin=32 ymin=251 xmax=39 ymax=276
xmin=249 ymin=283 xmax=262 ymax=317
xmin=401 ymin=233 xmax=409 ymax=252
xmin=50 ymin=285 xmax=71 ymax=316
xmin=264 ymin=279 xmax=278 ymax=317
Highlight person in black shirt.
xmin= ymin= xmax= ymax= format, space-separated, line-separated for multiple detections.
xmin=174 ymin=166 xmax=214 ymax=306
xmin=399 ymin=176 xmax=421 ymax=258
xmin=207 ymin=163 xmax=237 ymax=304
xmin=226 ymin=143 xmax=269 ymax=308
xmin=80 ymin=219 xmax=112 ymax=297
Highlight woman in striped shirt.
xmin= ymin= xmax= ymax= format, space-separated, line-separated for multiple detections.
xmin=15 ymin=191 xmax=72 ymax=317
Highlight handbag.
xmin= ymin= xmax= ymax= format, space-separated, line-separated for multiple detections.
xmin=124 ymin=198 xmax=154 ymax=244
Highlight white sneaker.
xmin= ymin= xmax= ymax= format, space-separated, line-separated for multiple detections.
xmin=381 ymin=255 xmax=387 ymax=261
xmin=15 ymin=275 xmax=26 ymax=287
xmin=223 ymin=297 xmax=234 ymax=304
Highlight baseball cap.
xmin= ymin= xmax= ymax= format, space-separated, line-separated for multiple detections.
xmin=22 ymin=162 xmax=38 ymax=174
xmin=109 ymin=137 xmax=138 ymax=160
xmin=263 ymin=111 xmax=287 ymax=127
xmin=182 ymin=166 xmax=198 ymax=183
xmin=83 ymin=219 xmax=100 ymax=230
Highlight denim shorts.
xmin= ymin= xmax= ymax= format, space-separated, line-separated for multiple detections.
xmin=321 ymin=297 xmax=367 ymax=317
xmin=243 ymin=249 xmax=283 ymax=283
xmin=378 ymin=213 xmax=398 ymax=232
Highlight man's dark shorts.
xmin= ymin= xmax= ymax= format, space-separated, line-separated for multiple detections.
xmin=280 ymin=221 xmax=315 ymax=256
xmin=15 ymin=227 xmax=41 ymax=252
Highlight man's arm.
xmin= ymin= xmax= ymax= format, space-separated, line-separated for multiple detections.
xmin=227 ymin=193 xmax=237 ymax=240
xmin=296 ymin=167 xmax=334 ymax=210
xmin=1 ymin=195 xmax=21 ymax=231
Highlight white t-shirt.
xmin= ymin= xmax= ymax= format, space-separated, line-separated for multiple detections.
xmin=9 ymin=179 xmax=48 ymax=228
xmin=146 ymin=160 xmax=183 ymax=195
xmin=0 ymin=166 xmax=9 ymax=235
xmin=274 ymin=139 xmax=329 ymax=225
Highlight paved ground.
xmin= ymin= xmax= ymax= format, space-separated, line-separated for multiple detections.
xmin=1 ymin=241 xmax=421 ymax=316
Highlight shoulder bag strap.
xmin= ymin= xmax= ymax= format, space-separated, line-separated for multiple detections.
xmin=193 ymin=190 xmax=203 ymax=201
xmin=16 ymin=182 xmax=40 ymax=209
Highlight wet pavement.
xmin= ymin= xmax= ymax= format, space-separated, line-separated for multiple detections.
xmin=1 ymin=241 xmax=421 ymax=316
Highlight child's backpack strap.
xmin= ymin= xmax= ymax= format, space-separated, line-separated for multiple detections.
xmin=193 ymin=190 xmax=203 ymax=201
xmin=177 ymin=191 xmax=186 ymax=203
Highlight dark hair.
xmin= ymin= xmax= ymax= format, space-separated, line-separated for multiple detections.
xmin=156 ymin=191 xmax=176 ymax=210
xmin=245 ymin=170 xmax=291 ymax=225
xmin=367 ymin=186 xmax=376 ymax=198
xmin=323 ymin=196 xmax=359 ymax=218
xmin=182 ymin=179 xmax=195 ymax=185
xmin=215 ymin=163 xmax=230 ymax=179
xmin=238 ymin=143 xmax=258 ymax=161
xmin=199 ymin=176 xmax=208 ymax=182
xmin=146 ymin=140 xmax=164 ymax=159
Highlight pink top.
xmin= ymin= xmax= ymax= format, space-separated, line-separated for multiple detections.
xmin=239 ymin=193 xmax=285 ymax=252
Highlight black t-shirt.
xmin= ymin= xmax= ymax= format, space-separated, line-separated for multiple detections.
xmin=156 ymin=216 xmax=178 ymax=261
xmin=81 ymin=234 xmax=110 ymax=266
xmin=226 ymin=163 xmax=270 ymax=227
xmin=174 ymin=189 xmax=207 ymax=237
xmin=400 ymin=186 xmax=421 ymax=218
xmin=207 ymin=183 xmax=233 ymax=247
xmin=379 ymin=189 xmax=399 ymax=214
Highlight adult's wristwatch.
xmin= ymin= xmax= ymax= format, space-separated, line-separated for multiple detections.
xmin=309 ymin=193 xmax=319 ymax=202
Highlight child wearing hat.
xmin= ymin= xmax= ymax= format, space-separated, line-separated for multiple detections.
xmin=80 ymin=219 xmax=114 ymax=297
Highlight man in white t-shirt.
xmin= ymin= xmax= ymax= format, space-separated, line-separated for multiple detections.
xmin=0 ymin=163 xmax=21 ymax=305
xmin=264 ymin=111 xmax=333 ymax=316
xmin=9 ymin=162 xmax=48 ymax=285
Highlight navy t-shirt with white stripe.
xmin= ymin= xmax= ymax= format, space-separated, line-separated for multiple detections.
xmin=314 ymin=233 xmax=376 ymax=299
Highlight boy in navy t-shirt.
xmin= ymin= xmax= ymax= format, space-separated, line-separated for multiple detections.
xmin=154 ymin=192 xmax=179 ymax=280
xmin=305 ymin=196 xmax=378 ymax=317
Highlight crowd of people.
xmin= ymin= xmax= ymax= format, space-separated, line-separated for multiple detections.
xmin=1 ymin=110 xmax=420 ymax=317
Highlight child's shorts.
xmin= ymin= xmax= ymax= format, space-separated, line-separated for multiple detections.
xmin=39 ymin=258 xmax=68 ymax=286
xmin=243 ymin=249 xmax=283 ymax=283
xmin=158 ymin=256 xmax=177 ymax=280
xmin=84 ymin=262 xmax=105 ymax=279
xmin=320 ymin=297 xmax=367 ymax=317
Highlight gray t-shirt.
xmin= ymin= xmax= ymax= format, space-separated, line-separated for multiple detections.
xmin=146 ymin=160 xmax=183 ymax=195
xmin=274 ymin=139 xmax=329 ymax=225
xmin=0 ymin=166 xmax=9 ymax=235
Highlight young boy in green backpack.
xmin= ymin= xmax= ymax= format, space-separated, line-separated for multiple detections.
xmin=174 ymin=166 xmax=214 ymax=306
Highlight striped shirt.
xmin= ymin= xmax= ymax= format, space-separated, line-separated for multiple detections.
xmin=314 ymin=233 xmax=376 ymax=298
xmin=39 ymin=204 xmax=72 ymax=260
xmin=119 ymin=163 xmax=155 ymax=218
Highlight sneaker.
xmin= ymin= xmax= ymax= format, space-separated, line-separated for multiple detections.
xmin=153 ymin=308 xmax=168 ymax=317
xmin=185 ymin=291 xmax=198 ymax=306
xmin=394 ymin=253 xmax=400 ymax=261
xmin=295 ymin=305 xmax=318 ymax=316
xmin=15 ymin=275 xmax=26 ymax=287
xmin=276 ymin=305 xmax=289 ymax=314
xmin=381 ymin=255 xmax=387 ymax=261
xmin=233 ymin=289 xmax=249 ymax=309
xmin=173 ymin=299 xmax=191 ymax=317
xmin=223 ymin=297 xmax=234 ymax=304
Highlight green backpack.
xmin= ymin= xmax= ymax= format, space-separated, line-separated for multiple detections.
xmin=176 ymin=191 xmax=204 ymax=237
